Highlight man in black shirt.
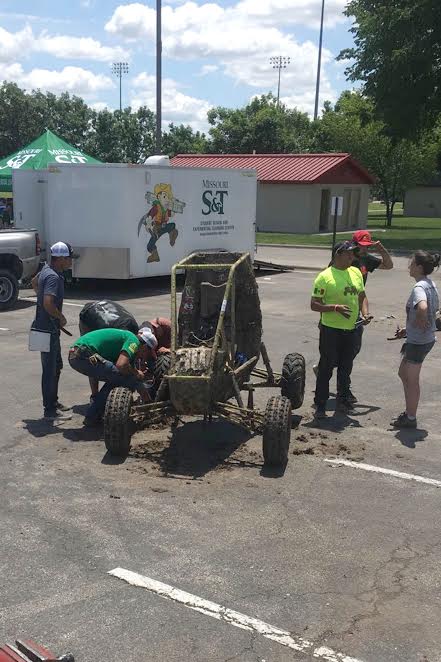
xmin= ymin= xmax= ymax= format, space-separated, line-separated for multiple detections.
xmin=348 ymin=230 xmax=393 ymax=401
xmin=352 ymin=230 xmax=393 ymax=283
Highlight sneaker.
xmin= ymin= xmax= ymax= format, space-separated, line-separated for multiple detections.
xmin=391 ymin=412 xmax=417 ymax=429
xmin=346 ymin=390 xmax=358 ymax=404
xmin=44 ymin=411 xmax=72 ymax=422
xmin=56 ymin=402 xmax=72 ymax=412
xmin=313 ymin=364 xmax=318 ymax=377
xmin=314 ymin=404 xmax=326 ymax=419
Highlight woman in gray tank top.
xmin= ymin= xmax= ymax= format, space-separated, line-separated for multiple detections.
xmin=391 ymin=250 xmax=440 ymax=429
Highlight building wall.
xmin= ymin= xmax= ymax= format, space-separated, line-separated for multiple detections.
xmin=257 ymin=182 xmax=370 ymax=233
xmin=404 ymin=187 xmax=441 ymax=218
xmin=256 ymin=183 xmax=314 ymax=233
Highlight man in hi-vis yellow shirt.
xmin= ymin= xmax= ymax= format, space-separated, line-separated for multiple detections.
xmin=310 ymin=241 xmax=372 ymax=419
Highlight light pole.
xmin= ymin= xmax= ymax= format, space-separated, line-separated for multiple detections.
xmin=112 ymin=62 xmax=129 ymax=112
xmin=269 ymin=56 xmax=290 ymax=107
xmin=156 ymin=0 xmax=162 ymax=154
xmin=313 ymin=0 xmax=325 ymax=120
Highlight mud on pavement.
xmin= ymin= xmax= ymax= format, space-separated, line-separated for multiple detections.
xmin=125 ymin=414 xmax=366 ymax=481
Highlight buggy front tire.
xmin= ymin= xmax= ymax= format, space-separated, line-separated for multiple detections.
xmin=104 ymin=387 xmax=134 ymax=457
xmin=281 ymin=352 xmax=305 ymax=409
xmin=262 ymin=395 xmax=292 ymax=466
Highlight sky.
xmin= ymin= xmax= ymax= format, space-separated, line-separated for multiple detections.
xmin=0 ymin=0 xmax=356 ymax=133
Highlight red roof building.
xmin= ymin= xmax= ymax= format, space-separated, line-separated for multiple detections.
xmin=171 ymin=153 xmax=374 ymax=234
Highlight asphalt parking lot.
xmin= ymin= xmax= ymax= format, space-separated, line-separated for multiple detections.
xmin=1 ymin=247 xmax=441 ymax=662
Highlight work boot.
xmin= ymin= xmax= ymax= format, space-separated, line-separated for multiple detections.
xmin=391 ymin=412 xmax=417 ymax=429
xmin=335 ymin=397 xmax=354 ymax=414
xmin=169 ymin=228 xmax=178 ymax=246
xmin=147 ymin=249 xmax=160 ymax=263
xmin=314 ymin=403 xmax=326 ymax=420
xmin=346 ymin=390 xmax=358 ymax=404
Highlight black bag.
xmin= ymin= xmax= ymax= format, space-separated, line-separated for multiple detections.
xmin=79 ymin=300 xmax=139 ymax=335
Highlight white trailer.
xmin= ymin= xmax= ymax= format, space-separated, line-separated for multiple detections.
xmin=14 ymin=163 xmax=257 ymax=279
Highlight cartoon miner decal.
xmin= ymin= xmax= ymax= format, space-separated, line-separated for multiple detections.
xmin=137 ymin=183 xmax=186 ymax=263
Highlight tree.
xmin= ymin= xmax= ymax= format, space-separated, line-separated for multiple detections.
xmin=162 ymin=123 xmax=208 ymax=157
xmin=84 ymin=106 xmax=156 ymax=163
xmin=314 ymin=92 xmax=439 ymax=225
xmin=207 ymin=94 xmax=312 ymax=154
xmin=339 ymin=0 xmax=441 ymax=138
xmin=0 ymin=83 xmax=95 ymax=158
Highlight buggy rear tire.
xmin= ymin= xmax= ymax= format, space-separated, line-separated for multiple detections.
xmin=281 ymin=352 xmax=305 ymax=409
xmin=262 ymin=395 xmax=292 ymax=466
xmin=104 ymin=387 xmax=134 ymax=457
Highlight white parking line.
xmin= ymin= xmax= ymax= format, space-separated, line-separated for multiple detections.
xmin=325 ymin=459 xmax=441 ymax=488
xmin=109 ymin=567 xmax=363 ymax=662
xmin=20 ymin=297 xmax=83 ymax=307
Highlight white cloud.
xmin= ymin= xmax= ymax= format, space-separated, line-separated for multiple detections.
xmin=235 ymin=0 xmax=347 ymax=29
xmin=35 ymin=34 xmax=129 ymax=63
xmin=3 ymin=63 xmax=114 ymax=98
xmin=0 ymin=25 xmax=33 ymax=63
xmin=0 ymin=25 xmax=129 ymax=65
xmin=106 ymin=1 xmax=344 ymax=115
xmin=131 ymin=72 xmax=211 ymax=132
xmin=105 ymin=0 xmax=347 ymax=45
xmin=198 ymin=64 xmax=219 ymax=77
xmin=105 ymin=3 xmax=156 ymax=41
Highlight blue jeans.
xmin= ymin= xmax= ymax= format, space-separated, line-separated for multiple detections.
xmin=147 ymin=222 xmax=176 ymax=253
xmin=41 ymin=332 xmax=62 ymax=415
xmin=68 ymin=353 xmax=148 ymax=419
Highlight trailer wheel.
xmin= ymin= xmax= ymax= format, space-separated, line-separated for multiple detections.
xmin=280 ymin=352 xmax=305 ymax=409
xmin=262 ymin=395 xmax=292 ymax=466
xmin=0 ymin=269 xmax=19 ymax=311
xmin=104 ymin=387 xmax=134 ymax=457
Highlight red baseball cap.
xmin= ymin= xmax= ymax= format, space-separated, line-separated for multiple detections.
xmin=352 ymin=230 xmax=376 ymax=246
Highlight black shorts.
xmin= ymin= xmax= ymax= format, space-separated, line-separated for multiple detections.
xmin=401 ymin=341 xmax=435 ymax=365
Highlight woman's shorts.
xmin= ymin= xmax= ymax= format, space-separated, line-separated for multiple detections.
xmin=401 ymin=340 xmax=435 ymax=365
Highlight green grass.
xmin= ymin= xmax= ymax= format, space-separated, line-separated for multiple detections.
xmin=257 ymin=203 xmax=441 ymax=252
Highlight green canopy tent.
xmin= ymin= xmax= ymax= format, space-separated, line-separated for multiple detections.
xmin=0 ymin=129 xmax=101 ymax=195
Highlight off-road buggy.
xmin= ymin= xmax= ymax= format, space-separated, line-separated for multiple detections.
xmin=103 ymin=252 xmax=305 ymax=466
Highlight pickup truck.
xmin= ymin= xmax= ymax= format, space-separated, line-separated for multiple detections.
xmin=0 ymin=229 xmax=41 ymax=310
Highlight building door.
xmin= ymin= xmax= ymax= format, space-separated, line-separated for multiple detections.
xmin=350 ymin=188 xmax=361 ymax=228
xmin=342 ymin=189 xmax=352 ymax=228
xmin=341 ymin=188 xmax=361 ymax=228
xmin=319 ymin=189 xmax=330 ymax=231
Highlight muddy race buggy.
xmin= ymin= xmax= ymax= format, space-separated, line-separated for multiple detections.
xmin=103 ymin=252 xmax=306 ymax=466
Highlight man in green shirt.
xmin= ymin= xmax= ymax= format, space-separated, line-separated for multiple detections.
xmin=68 ymin=327 xmax=158 ymax=425
xmin=311 ymin=241 xmax=372 ymax=418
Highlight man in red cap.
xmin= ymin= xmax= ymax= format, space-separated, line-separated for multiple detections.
xmin=347 ymin=229 xmax=393 ymax=401
xmin=352 ymin=230 xmax=393 ymax=283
